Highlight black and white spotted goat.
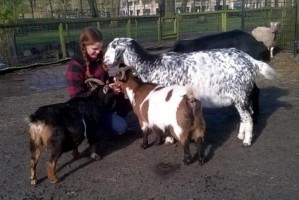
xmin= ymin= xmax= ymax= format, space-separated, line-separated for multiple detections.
xmin=104 ymin=37 xmax=277 ymax=147
xmin=169 ymin=30 xmax=271 ymax=124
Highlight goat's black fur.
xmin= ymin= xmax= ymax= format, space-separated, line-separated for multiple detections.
xmin=28 ymin=85 xmax=116 ymax=184
xmin=170 ymin=30 xmax=270 ymax=61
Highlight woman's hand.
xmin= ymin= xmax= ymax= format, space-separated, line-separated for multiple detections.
xmin=108 ymin=83 xmax=122 ymax=94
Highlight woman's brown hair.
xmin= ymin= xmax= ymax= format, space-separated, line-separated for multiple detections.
xmin=79 ymin=27 xmax=104 ymax=77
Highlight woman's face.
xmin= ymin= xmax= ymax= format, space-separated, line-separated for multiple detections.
xmin=86 ymin=42 xmax=103 ymax=60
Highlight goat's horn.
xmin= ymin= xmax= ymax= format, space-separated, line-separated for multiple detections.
xmin=119 ymin=66 xmax=137 ymax=79
xmin=85 ymin=78 xmax=105 ymax=86
xmin=124 ymin=66 xmax=138 ymax=76
xmin=121 ymin=66 xmax=135 ymax=71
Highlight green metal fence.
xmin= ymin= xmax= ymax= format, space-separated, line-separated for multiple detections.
xmin=0 ymin=1 xmax=298 ymax=71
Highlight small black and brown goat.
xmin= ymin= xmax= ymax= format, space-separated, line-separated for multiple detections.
xmin=27 ymin=82 xmax=115 ymax=185
xmin=113 ymin=66 xmax=206 ymax=165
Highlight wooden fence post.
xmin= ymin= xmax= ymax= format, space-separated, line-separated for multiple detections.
xmin=157 ymin=17 xmax=161 ymax=43
xmin=65 ymin=23 xmax=70 ymax=44
xmin=126 ymin=18 xmax=132 ymax=38
xmin=221 ymin=11 xmax=227 ymax=32
xmin=58 ymin=23 xmax=67 ymax=59
xmin=96 ymin=22 xmax=101 ymax=30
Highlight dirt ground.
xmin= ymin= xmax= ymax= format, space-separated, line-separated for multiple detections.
xmin=0 ymin=52 xmax=298 ymax=200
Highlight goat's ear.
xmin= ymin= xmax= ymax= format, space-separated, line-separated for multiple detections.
xmin=114 ymin=46 xmax=125 ymax=64
xmin=113 ymin=73 xmax=121 ymax=82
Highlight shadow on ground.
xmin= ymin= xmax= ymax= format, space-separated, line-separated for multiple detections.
xmin=203 ymin=86 xmax=291 ymax=162
xmin=11 ymin=82 xmax=294 ymax=185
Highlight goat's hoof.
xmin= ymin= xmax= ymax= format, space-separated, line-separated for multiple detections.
xmin=49 ymin=176 xmax=59 ymax=184
xmin=183 ymin=157 xmax=192 ymax=165
xmin=198 ymin=157 xmax=206 ymax=165
xmin=30 ymin=179 xmax=37 ymax=185
xmin=237 ymin=134 xmax=245 ymax=141
xmin=140 ymin=144 xmax=148 ymax=149
xmin=90 ymin=153 xmax=101 ymax=161
xmin=164 ymin=136 xmax=175 ymax=145
xmin=242 ymin=143 xmax=251 ymax=147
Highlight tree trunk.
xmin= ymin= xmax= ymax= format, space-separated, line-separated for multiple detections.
xmin=79 ymin=0 xmax=84 ymax=17
xmin=164 ymin=0 xmax=175 ymax=17
xmin=109 ymin=0 xmax=120 ymax=28
xmin=29 ymin=0 xmax=34 ymax=19
xmin=87 ymin=0 xmax=99 ymax=18
xmin=181 ymin=0 xmax=188 ymax=13
xmin=191 ymin=0 xmax=196 ymax=12
xmin=0 ymin=28 xmax=18 ymax=67
xmin=157 ymin=0 xmax=165 ymax=17
xmin=49 ymin=0 xmax=54 ymax=18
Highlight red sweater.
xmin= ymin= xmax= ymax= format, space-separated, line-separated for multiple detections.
xmin=66 ymin=52 xmax=108 ymax=98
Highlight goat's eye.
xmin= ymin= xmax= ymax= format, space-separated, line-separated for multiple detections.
xmin=103 ymin=86 xmax=109 ymax=94
xmin=112 ymin=43 xmax=116 ymax=48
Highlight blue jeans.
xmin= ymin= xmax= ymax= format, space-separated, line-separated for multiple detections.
xmin=101 ymin=111 xmax=128 ymax=135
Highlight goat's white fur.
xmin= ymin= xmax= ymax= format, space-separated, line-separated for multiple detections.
xmin=114 ymin=69 xmax=205 ymax=164
xmin=123 ymin=83 xmax=188 ymax=139
xmin=104 ymin=37 xmax=276 ymax=146
xmin=145 ymin=86 xmax=185 ymax=138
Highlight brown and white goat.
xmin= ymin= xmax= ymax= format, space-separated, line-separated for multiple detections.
xmin=113 ymin=66 xmax=206 ymax=165
xmin=27 ymin=81 xmax=115 ymax=185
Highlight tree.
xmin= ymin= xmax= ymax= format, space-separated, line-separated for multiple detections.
xmin=157 ymin=0 xmax=165 ymax=16
xmin=0 ymin=0 xmax=24 ymax=23
xmin=164 ymin=0 xmax=175 ymax=17
xmin=87 ymin=0 xmax=99 ymax=18
xmin=0 ymin=0 xmax=25 ymax=67
xmin=110 ymin=0 xmax=120 ymax=17
xmin=98 ymin=0 xmax=111 ymax=17
xmin=49 ymin=0 xmax=54 ymax=18
xmin=29 ymin=0 xmax=34 ymax=19
xmin=181 ymin=0 xmax=188 ymax=13
xmin=191 ymin=0 xmax=196 ymax=12
xmin=109 ymin=0 xmax=120 ymax=27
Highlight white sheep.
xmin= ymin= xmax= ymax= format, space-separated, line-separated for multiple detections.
xmin=251 ymin=21 xmax=280 ymax=58
xmin=103 ymin=37 xmax=277 ymax=147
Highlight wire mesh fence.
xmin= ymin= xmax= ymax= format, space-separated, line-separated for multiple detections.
xmin=0 ymin=0 xmax=298 ymax=71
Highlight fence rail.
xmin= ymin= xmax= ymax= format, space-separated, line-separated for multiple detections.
xmin=0 ymin=3 xmax=298 ymax=71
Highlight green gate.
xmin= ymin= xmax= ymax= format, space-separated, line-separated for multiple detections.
xmin=157 ymin=16 xmax=178 ymax=43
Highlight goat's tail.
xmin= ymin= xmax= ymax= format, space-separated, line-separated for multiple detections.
xmin=185 ymin=89 xmax=206 ymax=142
xmin=26 ymin=114 xmax=51 ymax=149
xmin=185 ymin=87 xmax=205 ymax=130
xmin=255 ymin=60 xmax=277 ymax=80
xmin=25 ymin=113 xmax=39 ymax=124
